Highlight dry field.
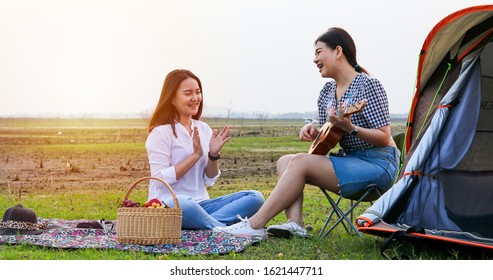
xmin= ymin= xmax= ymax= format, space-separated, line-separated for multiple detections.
xmin=1 ymin=122 xmax=149 ymax=196
xmin=0 ymin=118 xmax=406 ymax=200
xmin=0 ymin=118 xmax=304 ymax=197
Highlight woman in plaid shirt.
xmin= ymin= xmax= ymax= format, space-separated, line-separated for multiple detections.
xmin=214 ymin=27 xmax=400 ymax=239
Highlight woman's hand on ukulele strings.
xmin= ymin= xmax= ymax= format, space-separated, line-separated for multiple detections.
xmin=327 ymin=107 xmax=353 ymax=132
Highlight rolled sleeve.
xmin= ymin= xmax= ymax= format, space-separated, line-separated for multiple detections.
xmin=157 ymin=165 xmax=178 ymax=185
xmin=203 ymin=169 xmax=221 ymax=187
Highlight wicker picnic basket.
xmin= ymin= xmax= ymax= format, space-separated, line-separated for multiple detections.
xmin=116 ymin=176 xmax=182 ymax=245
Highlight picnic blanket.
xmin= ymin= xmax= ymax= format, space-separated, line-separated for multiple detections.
xmin=0 ymin=219 xmax=258 ymax=255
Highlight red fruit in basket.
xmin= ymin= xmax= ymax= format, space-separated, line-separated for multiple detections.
xmin=144 ymin=198 xmax=162 ymax=208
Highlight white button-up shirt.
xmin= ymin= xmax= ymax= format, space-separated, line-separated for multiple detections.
xmin=145 ymin=119 xmax=220 ymax=202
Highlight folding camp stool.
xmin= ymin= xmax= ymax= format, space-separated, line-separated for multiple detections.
xmin=318 ymin=183 xmax=382 ymax=239
xmin=318 ymin=133 xmax=404 ymax=239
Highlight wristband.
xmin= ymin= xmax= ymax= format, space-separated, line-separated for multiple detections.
xmin=208 ymin=152 xmax=221 ymax=161
xmin=349 ymin=126 xmax=359 ymax=136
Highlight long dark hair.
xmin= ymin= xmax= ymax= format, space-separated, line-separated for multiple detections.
xmin=315 ymin=27 xmax=368 ymax=74
xmin=147 ymin=69 xmax=203 ymax=136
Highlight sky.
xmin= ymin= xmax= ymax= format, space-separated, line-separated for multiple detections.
xmin=1 ymin=0 xmax=492 ymax=117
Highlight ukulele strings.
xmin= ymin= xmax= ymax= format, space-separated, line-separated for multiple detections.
xmin=331 ymin=92 xmax=354 ymax=117
xmin=342 ymin=93 xmax=354 ymax=115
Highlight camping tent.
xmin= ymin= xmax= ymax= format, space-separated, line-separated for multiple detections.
xmin=356 ymin=5 xmax=493 ymax=250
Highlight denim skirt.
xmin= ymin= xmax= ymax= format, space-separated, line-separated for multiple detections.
xmin=329 ymin=146 xmax=400 ymax=197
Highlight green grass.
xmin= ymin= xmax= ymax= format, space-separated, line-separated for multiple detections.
xmin=2 ymin=184 xmax=490 ymax=260
xmin=0 ymin=187 xmax=386 ymax=260
xmin=225 ymin=136 xmax=311 ymax=153
xmin=1 ymin=142 xmax=146 ymax=155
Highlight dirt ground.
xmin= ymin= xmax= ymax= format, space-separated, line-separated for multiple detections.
xmin=0 ymin=149 xmax=278 ymax=196
xmin=1 ymin=148 xmax=147 ymax=196
xmin=0 ymin=125 xmax=281 ymax=198
xmin=0 ymin=119 xmax=406 ymax=198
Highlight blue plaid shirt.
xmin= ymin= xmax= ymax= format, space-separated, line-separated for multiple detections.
xmin=317 ymin=73 xmax=390 ymax=152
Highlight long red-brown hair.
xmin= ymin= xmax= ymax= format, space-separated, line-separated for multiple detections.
xmin=147 ymin=69 xmax=203 ymax=137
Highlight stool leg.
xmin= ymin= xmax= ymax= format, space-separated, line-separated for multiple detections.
xmin=318 ymin=186 xmax=381 ymax=239
xmin=319 ymin=189 xmax=354 ymax=238
xmin=321 ymin=195 xmax=364 ymax=239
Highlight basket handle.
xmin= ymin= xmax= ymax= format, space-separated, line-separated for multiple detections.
xmin=123 ymin=176 xmax=180 ymax=209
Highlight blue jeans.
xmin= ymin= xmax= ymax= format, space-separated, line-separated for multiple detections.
xmin=162 ymin=190 xmax=265 ymax=230
xmin=330 ymin=146 xmax=400 ymax=197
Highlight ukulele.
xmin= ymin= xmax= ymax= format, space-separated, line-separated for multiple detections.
xmin=308 ymin=100 xmax=367 ymax=155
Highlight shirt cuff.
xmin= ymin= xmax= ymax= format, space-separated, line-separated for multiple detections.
xmin=204 ymin=170 xmax=221 ymax=187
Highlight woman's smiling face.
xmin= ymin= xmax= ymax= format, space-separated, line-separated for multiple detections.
xmin=172 ymin=77 xmax=202 ymax=119
xmin=313 ymin=41 xmax=338 ymax=78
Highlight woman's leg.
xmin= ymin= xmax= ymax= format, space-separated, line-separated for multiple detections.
xmin=276 ymin=155 xmax=304 ymax=226
xmin=200 ymin=190 xmax=265 ymax=225
xmin=249 ymin=153 xmax=339 ymax=229
xmin=162 ymin=195 xmax=225 ymax=230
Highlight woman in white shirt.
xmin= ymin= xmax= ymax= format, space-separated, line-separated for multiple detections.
xmin=146 ymin=69 xmax=264 ymax=230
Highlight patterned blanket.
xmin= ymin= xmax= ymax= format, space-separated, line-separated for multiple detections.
xmin=0 ymin=219 xmax=258 ymax=255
